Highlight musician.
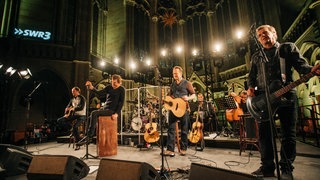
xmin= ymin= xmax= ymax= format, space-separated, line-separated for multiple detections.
xmin=248 ymin=24 xmax=320 ymax=179
xmin=77 ymin=74 xmax=125 ymax=146
xmin=238 ymin=90 xmax=248 ymax=113
xmin=57 ymin=87 xmax=86 ymax=150
xmin=163 ymin=66 xmax=196 ymax=157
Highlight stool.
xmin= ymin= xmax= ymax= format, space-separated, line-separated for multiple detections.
xmin=97 ymin=116 xmax=117 ymax=157
xmin=239 ymin=114 xmax=260 ymax=156
xmin=68 ymin=120 xmax=85 ymax=149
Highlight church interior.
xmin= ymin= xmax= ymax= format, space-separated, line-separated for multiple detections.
xmin=0 ymin=0 xmax=320 ymax=179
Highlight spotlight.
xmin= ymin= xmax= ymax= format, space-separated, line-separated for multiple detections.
xmin=5 ymin=67 xmax=17 ymax=76
xmin=18 ymin=68 xmax=32 ymax=79
xmin=0 ymin=63 xmax=3 ymax=69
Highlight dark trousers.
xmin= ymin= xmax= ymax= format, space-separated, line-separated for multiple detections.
xmin=87 ymin=109 xmax=114 ymax=138
xmin=166 ymin=111 xmax=189 ymax=151
xmin=258 ymin=93 xmax=297 ymax=172
xmin=57 ymin=115 xmax=86 ymax=142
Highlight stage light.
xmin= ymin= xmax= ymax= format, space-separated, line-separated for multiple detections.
xmin=99 ymin=60 xmax=106 ymax=67
xmin=113 ymin=57 xmax=119 ymax=65
xmin=5 ymin=67 xmax=16 ymax=76
xmin=0 ymin=63 xmax=3 ymax=69
xmin=192 ymin=48 xmax=199 ymax=56
xmin=18 ymin=68 xmax=32 ymax=79
xmin=160 ymin=49 xmax=167 ymax=57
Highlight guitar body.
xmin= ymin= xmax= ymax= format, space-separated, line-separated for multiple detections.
xmin=246 ymin=94 xmax=278 ymax=121
xmin=64 ymin=106 xmax=74 ymax=118
xmin=188 ymin=121 xmax=203 ymax=143
xmin=163 ymin=96 xmax=187 ymax=118
xmin=144 ymin=122 xmax=160 ymax=143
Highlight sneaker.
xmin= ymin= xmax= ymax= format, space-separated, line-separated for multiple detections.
xmin=180 ymin=150 xmax=186 ymax=156
xmin=251 ymin=166 xmax=274 ymax=177
xmin=161 ymin=150 xmax=175 ymax=157
xmin=281 ymin=171 xmax=293 ymax=180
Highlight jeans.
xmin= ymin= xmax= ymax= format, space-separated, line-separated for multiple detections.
xmin=166 ymin=111 xmax=189 ymax=151
xmin=87 ymin=109 xmax=114 ymax=138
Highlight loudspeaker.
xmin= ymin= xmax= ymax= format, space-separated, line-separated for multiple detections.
xmin=96 ymin=158 xmax=160 ymax=180
xmin=189 ymin=163 xmax=262 ymax=180
xmin=0 ymin=144 xmax=33 ymax=177
xmin=27 ymin=155 xmax=89 ymax=180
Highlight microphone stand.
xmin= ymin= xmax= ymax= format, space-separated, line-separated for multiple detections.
xmin=251 ymin=31 xmax=281 ymax=179
xmin=24 ymin=82 xmax=42 ymax=150
xmin=155 ymin=66 xmax=167 ymax=178
xmin=81 ymin=85 xmax=98 ymax=159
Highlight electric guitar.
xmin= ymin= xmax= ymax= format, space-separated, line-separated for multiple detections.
xmin=144 ymin=109 xmax=160 ymax=143
xmin=163 ymin=96 xmax=187 ymax=118
xmin=247 ymin=64 xmax=320 ymax=121
xmin=188 ymin=104 xmax=203 ymax=143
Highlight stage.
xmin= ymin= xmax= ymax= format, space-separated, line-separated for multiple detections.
xmin=2 ymin=132 xmax=320 ymax=180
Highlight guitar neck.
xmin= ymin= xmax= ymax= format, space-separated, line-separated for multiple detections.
xmin=273 ymin=71 xmax=316 ymax=98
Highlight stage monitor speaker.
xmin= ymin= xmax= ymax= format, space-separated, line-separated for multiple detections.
xmin=96 ymin=158 xmax=160 ymax=180
xmin=27 ymin=155 xmax=89 ymax=180
xmin=189 ymin=163 xmax=262 ymax=180
xmin=0 ymin=144 xmax=33 ymax=177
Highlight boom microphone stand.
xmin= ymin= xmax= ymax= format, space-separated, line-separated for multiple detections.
xmin=24 ymin=82 xmax=42 ymax=150
xmin=81 ymin=86 xmax=98 ymax=159
xmin=251 ymin=30 xmax=281 ymax=179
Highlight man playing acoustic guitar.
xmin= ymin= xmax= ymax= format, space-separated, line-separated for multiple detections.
xmin=162 ymin=66 xmax=196 ymax=157
xmin=57 ymin=86 xmax=86 ymax=150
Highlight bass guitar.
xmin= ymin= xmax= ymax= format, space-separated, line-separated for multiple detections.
xmin=163 ymin=96 xmax=187 ymax=118
xmin=144 ymin=108 xmax=160 ymax=143
xmin=188 ymin=104 xmax=203 ymax=144
xmin=247 ymin=64 xmax=320 ymax=121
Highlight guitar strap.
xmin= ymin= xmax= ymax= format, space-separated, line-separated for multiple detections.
xmin=278 ymin=44 xmax=287 ymax=84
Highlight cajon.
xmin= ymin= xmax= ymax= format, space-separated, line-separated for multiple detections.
xmin=97 ymin=116 xmax=117 ymax=157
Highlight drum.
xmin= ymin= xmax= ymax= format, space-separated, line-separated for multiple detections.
xmin=141 ymin=116 xmax=149 ymax=124
xmin=131 ymin=117 xmax=143 ymax=131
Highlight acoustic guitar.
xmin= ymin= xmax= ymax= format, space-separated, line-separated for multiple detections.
xmin=144 ymin=108 xmax=160 ymax=143
xmin=188 ymin=104 xmax=203 ymax=143
xmin=225 ymin=83 xmax=244 ymax=122
xmin=163 ymin=96 xmax=187 ymax=118
xmin=247 ymin=64 xmax=320 ymax=121
xmin=64 ymin=106 xmax=74 ymax=118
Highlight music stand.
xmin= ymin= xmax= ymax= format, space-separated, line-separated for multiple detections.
xmin=215 ymin=96 xmax=237 ymax=110
xmin=214 ymin=96 xmax=238 ymax=137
